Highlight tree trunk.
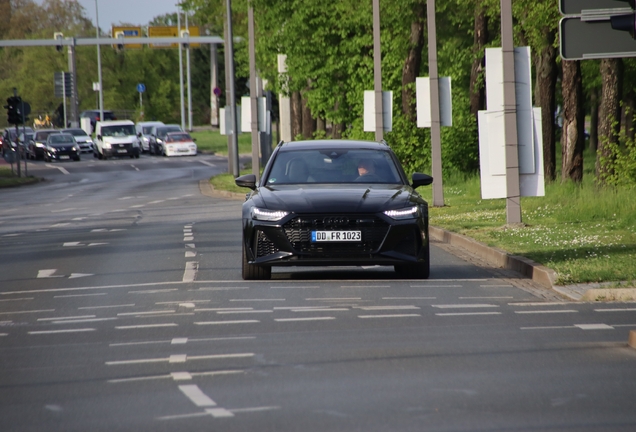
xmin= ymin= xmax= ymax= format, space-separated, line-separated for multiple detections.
xmin=316 ymin=117 xmax=326 ymax=136
xmin=535 ymin=29 xmax=558 ymax=182
xmin=469 ymin=0 xmax=488 ymax=120
xmin=291 ymin=91 xmax=302 ymax=139
xmin=596 ymin=58 xmax=623 ymax=183
xmin=560 ymin=60 xmax=584 ymax=183
xmin=401 ymin=2 xmax=426 ymax=121
xmin=624 ymin=90 xmax=635 ymax=142
xmin=589 ymin=88 xmax=599 ymax=153
xmin=301 ymin=87 xmax=315 ymax=139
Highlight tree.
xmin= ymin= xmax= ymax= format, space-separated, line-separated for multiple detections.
xmin=560 ymin=60 xmax=584 ymax=183
xmin=596 ymin=58 xmax=623 ymax=184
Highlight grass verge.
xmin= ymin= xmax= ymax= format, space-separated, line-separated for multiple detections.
xmin=190 ymin=130 xmax=252 ymax=155
xmin=0 ymin=167 xmax=39 ymax=188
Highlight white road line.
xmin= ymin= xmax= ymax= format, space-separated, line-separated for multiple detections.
xmin=0 ymin=309 xmax=54 ymax=315
xmin=37 ymin=269 xmax=63 ymax=278
xmin=521 ymin=326 xmax=576 ymax=330
xmin=156 ymin=300 xmax=211 ymax=305
xmin=197 ymin=287 xmax=249 ymax=291
xmin=0 ymin=333 xmax=7 ymax=337
xmin=514 ymin=310 xmax=578 ymax=314
xmin=306 ymin=297 xmax=361 ymax=301
xmin=63 ymin=242 xmax=83 ymax=247
xmin=383 ymin=297 xmax=436 ymax=300
xmin=196 ymin=307 xmax=253 ymax=312
xmin=79 ymin=304 xmax=135 ymax=309
xmin=55 ymin=293 xmax=107 ymax=298
xmin=186 ymin=243 xmax=196 ymax=249
xmin=115 ymin=323 xmax=178 ymax=329
xmin=171 ymin=372 xmax=192 ymax=380
xmin=108 ymin=370 xmax=244 ymax=384
xmin=432 ymin=304 xmax=499 ymax=309
xmin=185 ymin=251 xmax=197 ymax=257
xmin=29 ymin=328 xmax=95 ymax=334
xmin=0 ymin=297 xmax=34 ymax=302
xmin=229 ymin=406 xmax=281 ymax=414
xmin=179 ymin=385 xmax=217 ymax=407
xmin=117 ymin=310 xmax=175 ymax=316
xmin=594 ymin=308 xmax=636 ymax=312
xmin=340 ymin=285 xmax=390 ymax=288
xmin=358 ymin=314 xmax=421 ymax=319
xmin=50 ymin=223 xmax=70 ymax=227
xmin=198 ymin=160 xmax=217 ymax=167
xmin=270 ymin=285 xmax=321 ymax=289
xmin=292 ymin=308 xmax=348 ymax=312
xmin=509 ymin=302 xmax=574 ymax=306
xmin=217 ymin=310 xmax=273 ymax=314
xmin=51 ymin=208 xmax=78 ymax=213
xmin=109 ymin=336 xmax=255 ymax=347
xmin=480 ymin=285 xmax=513 ymax=288
xmin=195 ymin=320 xmax=260 ymax=325
xmin=436 ymin=312 xmax=502 ymax=316
xmin=230 ymin=299 xmax=286 ymax=302
xmin=274 ymin=317 xmax=335 ymax=322
xmin=575 ymin=324 xmax=614 ymax=330
xmin=183 ymin=262 xmax=198 ymax=282
xmin=184 ymin=236 xmax=194 ymax=241
xmin=410 ymin=285 xmax=463 ymax=288
xmin=45 ymin=164 xmax=69 ymax=174
xmin=462 ymin=296 xmax=513 ymax=299
xmin=358 ymin=306 xmax=420 ymax=310
xmin=129 ymin=289 xmax=178 ymax=294
xmin=206 ymin=408 xmax=235 ymax=418
xmin=170 ymin=355 xmax=187 ymax=363
xmin=38 ymin=315 xmax=96 ymax=321
xmin=148 ymin=200 xmax=165 ymax=204
xmin=274 ymin=306 xmax=326 ymax=310
xmin=53 ymin=318 xmax=117 ymax=324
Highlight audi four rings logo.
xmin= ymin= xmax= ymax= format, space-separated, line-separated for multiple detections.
xmin=320 ymin=217 xmax=349 ymax=226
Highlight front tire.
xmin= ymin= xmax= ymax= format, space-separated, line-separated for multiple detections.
xmin=394 ymin=242 xmax=430 ymax=279
xmin=242 ymin=243 xmax=271 ymax=280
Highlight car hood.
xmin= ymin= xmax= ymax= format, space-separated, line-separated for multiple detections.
xmin=253 ymin=184 xmax=424 ymax=213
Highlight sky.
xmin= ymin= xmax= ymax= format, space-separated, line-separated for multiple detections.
xmin=76 ymin=0 xmax=182 ymax=28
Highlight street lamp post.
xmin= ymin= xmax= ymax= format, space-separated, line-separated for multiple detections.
xmin=95 ymin=0 xmax=104 ymax=130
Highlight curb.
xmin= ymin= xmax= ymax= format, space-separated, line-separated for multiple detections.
xmin=429 ymin=225 xmax=635 ymax=302
xmin=198 ymin=180 xmax=246 ymax=200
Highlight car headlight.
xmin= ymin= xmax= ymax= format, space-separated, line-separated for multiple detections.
xmin=86 ymin=139 xmax=94 ymax=144
xmin=73 ymin=145 xmax=79 ymax=152
xmin=157 ymin=139 xmax=164 ymax=144
xmin=103 ymin=142 xmax=111 ymax=149
xmin=36 ymin=142 xmax=45 ymax=148
xmin=384 ymin=206 xmax=420 ymax=220
xmin=47 ymin=146 xmax=57 ymax=152
xmin=251 ymin=207 xmax=289 ymax=222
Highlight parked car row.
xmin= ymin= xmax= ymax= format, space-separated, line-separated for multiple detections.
xmin=135 ymin=121 xmax=197 ymax=157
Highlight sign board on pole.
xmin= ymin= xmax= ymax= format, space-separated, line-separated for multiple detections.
xmin=560 ymin=17 xmax=636 ymax=59
xmin=111 ymin=27 xmax=143 ymax=49
xmin=148 ymin=26 xmax=200 ymax=48
xmin=559 ymin=0 xmax=632 ymax=15
xmin=54 ymin=71 xmax=72 ymax=97
xmin=363 ymin=91 xmax=393 ymax=132
xmin=137 ymin=83 xmax=146 ymax=93
xmin=415 ymin=77 xmax=453 ymax=128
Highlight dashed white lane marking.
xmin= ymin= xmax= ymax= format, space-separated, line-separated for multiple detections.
xmin=463 ymin=296 xmax=513 ymax=299
xmin=0 ymin=333 xmax=7 ymax=337
xmin=106 ymin=353 xmax=254 ymax=366
xmin=38 ymin=315 xmax=96 ymax=321
xmin=480 ymin=285 xmax=513 ymax=288
xmin=274 ymin=317 xmax=335 ymax=322
xmin=509 ymin=302 xmax=575 ymax=306
xmin=594 ymin=308 xmax=636 ymax=312
xmin=198 ymin=160 xmax=217 ymax=167
xmin=206 ymin=408 xmax=235 ymax=418
xmin=51 ymin=208 xmax=79 ymax=213
xmin=184 ymin=236 xmax=194 ymax=241
xmin=130 ymin=205 xmax=145 ymax=208
xmin=0 ymin=297 xmax=34 ymax=302
xmin=69 ymin=273 xmax=94 ymax=279
xmin=521 ymin=324 xmax=615 ymax=331
xmin=230 ymin=299 xmax=285 ymax=302
xmin=274 ymin=306 xmax=328 ymax=310
xmin=129 ymin=289 xmax=179 ymax=294
xmin=432 ymin=304 xmax=499 ymax=309
xmin=358 ymin=314 xmax=421 ymax=319
xmin=340 ymin=285 xmax=391 ymax=288
xmin=183 ymin=262 xmax=198 ymax=282
xmin=270 ymin=285 xmax=321 ymax=289
xmin=410 ymin=285 xmax=463 ymax=288
xmin=436 ymin=312 xmax=502 ymax=316
xmin=216 ymin=310 xmax=273 ymax=314
xmin=156 ymin=300 xmax=211 ymax=305
xmin=195 ymin=320 xmax=260 ymax=325
xmin=383 ymin=297 xmax=436 ymax=300
xmin=79 ymin=304 xmax=135 ymax=310
xmin=50 ymin=223 xmax=70 ymax=227
xmin=197 ymin=287 xmax=249 ymax=291
xmin=306 ymin=297 xmax=360 ymax=301
xmin=514 ymin=310 xmax=578 ymax=314
xmin=53 ymin=318 xmax=117 ymax=324
xmin=2 ymin=233 xmax=21 ymax=237
xmin=358 ymin=306 xmax=420 ymax=311
xmin=186 ymin=251 xmax=197 ymax=257
xmin=0 ymin=309 xmax=54 ymax=316
xmin=29 ymin=328 xmax=95 ymax=335
xmin=292 ymin=308 xmax=348 ymax=312
xmin=37 ymin=269 xmax=64 ymax=278
xmin=45 ymin=164 xmax=69 ymax=174
xmin=55 ymin=293 xmax=106 ymax=298
xmin=108 ymin=370 xmax=244 ymax=384
xmin=117 ymin=310 xmax=175 ymax=316
xmin=179 ymin=385 xmax=217 ymax=407
xmin=115 ymin=323 xmax=178 ymax=330
xmin=148 ymin=200 xmax=165 ymax=204
xmin=108 ymin=336 xmax=255 ymax=347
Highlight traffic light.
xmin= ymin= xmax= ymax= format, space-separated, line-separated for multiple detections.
xmin=5 ymin=96 xmax=21 ymax=125
xmin=54 ymin=32 xmax=64 ymax=52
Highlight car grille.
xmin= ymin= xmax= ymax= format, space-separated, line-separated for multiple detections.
xmin=283 ymin=214 xmax=389 ymax=256
xmin=256 ymin=231 xmax=279 ymax=258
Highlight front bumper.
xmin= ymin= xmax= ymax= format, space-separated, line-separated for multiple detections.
xmin=102 ymin=144 xmax=140 ymax=157
xmin=243 ymin=212 xmax=429 ymax=267
xmin=46 ymin=149 xmax=80 ymax=160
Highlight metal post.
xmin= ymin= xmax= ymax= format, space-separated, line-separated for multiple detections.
xmin=427 ymin=0 xmax=444 ymax=207
xmin=62 ymin=78 xmax=67 ymax=128
xmin=210 ymin=43 xmax=219 ymax=127
xmin=95 ymin=0 xmax=103 ymax=130
xmin=226 ymin=0 xmax=239 ymax=177
xmin=501 ymin=0 xmax=522 ymax=224
xmin=67 ymin=40 xmax=79 ymax=127
xmin=20 ymin=101 xmax=27 ymax=177
xmin=178 ymin=10 xmax=186 ymax=131
xmin=223 ymin=20 xmax=234 ymax=174
xmin=248 ymin=5 xmax=260 ymax=180
xmin=372 ymin=0 xmax=383 ymax=141
xmin=186 ymin=11 xmax=193 ymax=132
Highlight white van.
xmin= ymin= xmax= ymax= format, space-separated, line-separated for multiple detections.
xmin=135 ymin=121 xmax=164 ymax=153
xmin=94 ymin=120 xmax=141 ymax=159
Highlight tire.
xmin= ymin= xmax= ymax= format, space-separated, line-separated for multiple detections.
xmin=135 ymin=153 xmax=140 ymax=159
xmin=394 ymin=242 xmax=430 ymax=279
xmin=74 ymin=155 xmax=80 ymax=161
xmin=93 ymin=151 xmax=97 ymax=158
xmin=242 ymin=243 xmax=271 ymax=280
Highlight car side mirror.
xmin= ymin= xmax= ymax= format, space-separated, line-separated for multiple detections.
xmin=235 ymin=174 xmax=257 ymax=190
xmin=411 ymin=173 xmax=433 ymax=188
xmin=97 ymin=135 xmax=102 ymax=140
xmin=137 ymin=133 xmax=142 ymax=137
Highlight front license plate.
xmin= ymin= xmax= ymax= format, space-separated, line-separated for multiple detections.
xmin=59 ymin=155 xmax=70 ymax=160
xmin=117 ymin=149 xmax=128 ymax=153
xmin=311 ymin=231 xmax=361 ymax=242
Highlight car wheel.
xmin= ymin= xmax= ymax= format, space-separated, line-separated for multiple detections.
xmin=394 ymin=242 xmax=430 ymax=279
xmin=242 ymin=243 xmax=271 ymax=280
xmin=74 ymin=155 xmax=80 ymax=161
xmin=135 ymin=153 xmax=140 ymax=159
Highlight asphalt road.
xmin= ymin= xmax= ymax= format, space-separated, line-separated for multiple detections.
xmin=1 ymin=154 xmax=635 ymax=432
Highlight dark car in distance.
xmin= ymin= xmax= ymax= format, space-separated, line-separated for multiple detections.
xmin=44 ymin=133 xmax=80 ymax=162
xmin=149 ymin=124 xmax=182 ymax=155
xmin=27 ymin=129 xmax=59 ymax=159
xmin=235 ymin=139 xmax=434 ymax=280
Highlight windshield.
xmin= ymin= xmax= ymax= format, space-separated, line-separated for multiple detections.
xmin=35 ymin=131 xmax=57 ymax=141
xmin=142 ymin=126 xmax=155 ymax=134
xmin=101 ymin=125 xmax=135 ymax=137
xmin=265 ymin=149 xmax=403 ymax=185
xmin=157 ymin=127 xmax=181 ymax=138
xmin=64 ymin=129 xmax=88 ymax=137
xmin=49 ymin=134 xmax=74 ymax=144
xmin=166 ymin=133 xmax=191 ymax=142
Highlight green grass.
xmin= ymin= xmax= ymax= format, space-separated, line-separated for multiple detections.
xmin=0 ymin=167 xmax=39 ymax=188
xmin=190 ymin=130 xmax=253 ymax=156
xmin=418 ymin=168 xmax=636 ymax=285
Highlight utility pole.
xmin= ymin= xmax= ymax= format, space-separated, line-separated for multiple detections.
xmin=225 ymin=0 xmax=239 ymax=177
xmin=186 ymin=10 xmax=193 ymax=132
xmin=372 ymin=0 xmax=383 ymax=141
xmin=248 ymin=4 xmax=260 ymax=180
xmin=427 ymin=0 xmax=444 ymax=207
xmin=178 ymin=9 xmax=186 ymax=131
xmin=95 ymin=0 xmax=103 ymax=129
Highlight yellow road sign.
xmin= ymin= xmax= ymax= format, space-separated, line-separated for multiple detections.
xmin=148 ymin=26 xmax=200 ymax=48
xmin=111 ymin=26 xmax=143 ymax=49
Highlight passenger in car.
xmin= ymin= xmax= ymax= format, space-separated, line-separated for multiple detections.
xmin=355 ymin=158 xmax=382 ymax=182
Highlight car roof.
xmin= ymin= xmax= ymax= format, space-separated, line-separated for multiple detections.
xmin=278 ymin=139 xmax=392 ymax=152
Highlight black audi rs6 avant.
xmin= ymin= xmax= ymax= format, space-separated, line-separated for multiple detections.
xmin=235 ymin=140 xmax=434 ymax=280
